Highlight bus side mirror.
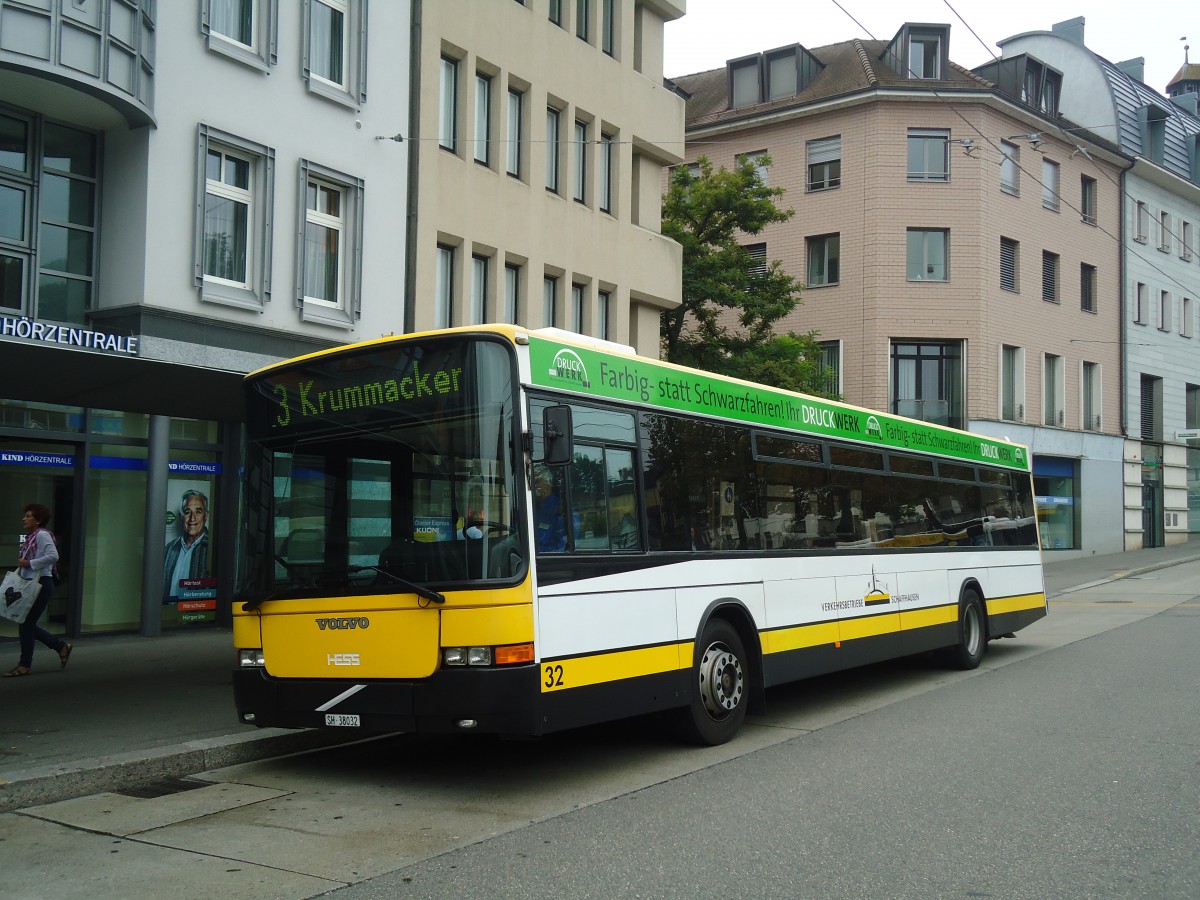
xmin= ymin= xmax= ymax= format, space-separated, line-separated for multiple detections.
xmin=543 ymin=405 xmax=574 ymax=466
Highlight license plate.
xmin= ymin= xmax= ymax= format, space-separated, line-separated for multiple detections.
xmin=324 ymin=713 xmax=361 ymax=727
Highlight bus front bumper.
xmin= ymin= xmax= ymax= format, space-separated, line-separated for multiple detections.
xmin=232 ymin=664 xmax=543 ymax=737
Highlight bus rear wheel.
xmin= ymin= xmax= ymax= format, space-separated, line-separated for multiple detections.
xmin=676 ymin=619 xmax=748 ymax=746
xmin=938 ymin=590 xmax=986 ymax=670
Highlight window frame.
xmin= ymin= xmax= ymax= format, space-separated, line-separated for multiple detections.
xmin=1001 ymin=344 xmax=1025 ymax=422
xmin=1043 ymin=353 xmax=1064 ymax=428
xmin=1080 ymin=263 xmax=1096 ymax=313
xmin=439 ymin=56 xmax=460 ymax=153
xmin=302 ymin=0 xmax=367 ymax=108
xmin=1135 ymin=200 xmax=1149 ymax=241
xmin=506 ymin=87 xmax=524 ymax=178
xmin=598 ymin=132 xmax=614 ymax=213
xmin=805 ymin=233 xmax=840 ymax=287
xmin=435 ymin=243 xmax=455 ymax=329
xmin=546 ymin=107 xmax=561 ymax=193
xmin=470 ymin=254 xmax=489 ymax=325
xmin=474 ymin=72 xmax=493 ymax=166
xmin=543 ymin=273 xmax=558 ymax=327
xmin=1080 ymin=175 xmax=1097 ymax=225
xmin=1159 ymin=210 xmax=1172 ymax=252
xmin=1182 ymin=221 xmax=1193 ymax=261
xmin=503 ymin=262 xmax=520 ymax=324
xmin=202 ymin=0 xmax=279 ymax=72
xmin=907 ymin=228 xmax=949 ymax=282
xmin=806 ymin=136 xmax=841 ymax=192
xmin=1183 ymin=296 xmax=1194 ymax=338
xmin=295 ymin=158 xmax=363 ymax=328
xmin=1042 ymin=158 xmax=1060 ymax=212
xmin=908 ymin=33 xmax=942 ymax=79
xmin=1000 ymin=140 xmax=1019 ymax=195
xmin=573 ymin=120 xmax=588 ymax=203
xmin=907 ymin=129 xmax=950 ymax=182
xmin=194 ymin=124 xmax=274 ymax=311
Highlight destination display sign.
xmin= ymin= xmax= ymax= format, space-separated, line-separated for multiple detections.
xmin=527 ymin=336 xmax=1029 ymax=471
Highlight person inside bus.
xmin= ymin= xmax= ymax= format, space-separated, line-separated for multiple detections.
xmin=533 ymin=466 xmax=566 ymax=552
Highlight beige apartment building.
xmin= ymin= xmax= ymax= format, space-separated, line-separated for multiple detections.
xmin=410 ymin=0 xmax=684 ymax=356
xmin=672 ymin=24 xmax=1132 ymax=556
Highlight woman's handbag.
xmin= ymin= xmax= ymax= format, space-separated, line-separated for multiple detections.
xmin=1 ymin=570 xmax=41 ymax=624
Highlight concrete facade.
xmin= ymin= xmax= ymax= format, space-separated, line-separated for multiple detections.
xmin=410 ymin=0 xmax=684 ymax=356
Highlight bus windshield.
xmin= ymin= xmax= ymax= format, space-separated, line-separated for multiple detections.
xmin=238 ymin=336 xmax=522 ymax=600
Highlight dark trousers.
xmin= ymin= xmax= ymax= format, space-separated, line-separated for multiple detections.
xmin=18 ymin=576 xmax=64 ymax=668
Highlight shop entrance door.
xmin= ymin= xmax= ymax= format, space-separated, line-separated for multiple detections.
xmin=1141 ymin=480 xmax=1162 ymax=548
xmin=0 ymin=442 xmax=77 ymax=637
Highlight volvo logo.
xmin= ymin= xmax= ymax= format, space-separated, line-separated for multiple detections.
xmin=316 ymin=617 xmax=370 ymax=630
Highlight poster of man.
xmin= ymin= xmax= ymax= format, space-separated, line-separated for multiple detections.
xmin=162 ymin=487 xmax=213 ymax=602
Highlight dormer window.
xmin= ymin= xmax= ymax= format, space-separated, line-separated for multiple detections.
xmin=727 ymin=45 xmax=823 ymax=109
xmin=909 ymin=34 xmax=941 ymax=79
xmin=975 ymin=54 xmax=1062 ymax=117
xmin=882 ymin=24 xmax=950 ymax=82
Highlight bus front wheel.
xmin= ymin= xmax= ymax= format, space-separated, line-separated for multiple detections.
xmin=938 ymin=590 xmax=986 ymax=670
xmin=676 ymin=619 xmax=748 ymax=746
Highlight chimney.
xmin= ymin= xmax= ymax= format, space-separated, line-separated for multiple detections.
xmin=1117 ymin=57 xmax=1146 ymax=83
xmin=1051 ymin=17 xmax=1086 ymax=46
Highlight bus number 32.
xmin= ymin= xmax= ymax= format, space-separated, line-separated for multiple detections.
xmin=544 ymin=664 xmax=564 ymax=688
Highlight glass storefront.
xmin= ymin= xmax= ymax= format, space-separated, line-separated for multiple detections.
xmin=1034 ymin=455 xmax=1078 ymax=551
xmin=1 ymin=403 xmax=224 ymax=639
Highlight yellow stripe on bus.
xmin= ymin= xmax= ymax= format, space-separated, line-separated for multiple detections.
xmin=761 ymin=620 xmax=839 ymax=655
xmin=987 ymin=593 xmax=1046 ymax=615
xmin=542 ymin=592 xmax=1048 ymax=693
xmin=541 ymin=642 xmax=693 ymax=693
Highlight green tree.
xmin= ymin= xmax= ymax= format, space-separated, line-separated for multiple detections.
xmin=660 ymin=155 xmax=835 ymax=397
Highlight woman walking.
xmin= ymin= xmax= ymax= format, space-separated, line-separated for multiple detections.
xmin=5 ymin=503 xmax=72 ymax=677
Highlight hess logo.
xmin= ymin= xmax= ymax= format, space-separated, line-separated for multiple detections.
xmin=327 ymin=653 xmax=361 ymax=666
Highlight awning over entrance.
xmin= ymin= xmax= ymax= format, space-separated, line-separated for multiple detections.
xmin=4 ymin=341 xmax=246 ymax=423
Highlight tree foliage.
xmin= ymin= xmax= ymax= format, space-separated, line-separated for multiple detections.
xmin=660 ymin=155 xmax=835 ymax=397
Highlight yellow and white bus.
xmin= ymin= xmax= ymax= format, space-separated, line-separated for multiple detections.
xmin=232 ymin=325 xmax=1046 ymax=745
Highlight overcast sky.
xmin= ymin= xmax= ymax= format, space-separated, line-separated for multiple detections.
xmin=664 ymin=0 xmax=1196 ymax=96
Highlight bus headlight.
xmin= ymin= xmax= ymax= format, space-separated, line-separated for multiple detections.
xmin=239 ymin=649 xmax=265 ymax=667
xmin=443 ymin=646 xmax=493 ymax=666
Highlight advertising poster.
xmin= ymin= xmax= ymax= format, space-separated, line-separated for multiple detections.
xmin=163 ymin=472 xmax=218 ymax=621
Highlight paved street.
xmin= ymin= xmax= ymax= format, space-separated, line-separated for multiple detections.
xmin=1 ymin=548 xmax=1197 ymax=898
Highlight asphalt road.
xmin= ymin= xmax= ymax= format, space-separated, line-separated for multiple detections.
xmin=331 ymin=576 xmax=1200 ymax=899
xmin=6 ymin=561 xmax=1198 ymax=899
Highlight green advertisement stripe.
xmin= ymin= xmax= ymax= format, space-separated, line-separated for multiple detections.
xmin=528 ymin=337 xmax=1029 ymax=471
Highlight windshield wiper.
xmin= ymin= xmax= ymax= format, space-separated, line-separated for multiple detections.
xmin=242 ymin=560 xmax=446 ymax=610
xmin=349 ymin=564 xmax=445 ymax=605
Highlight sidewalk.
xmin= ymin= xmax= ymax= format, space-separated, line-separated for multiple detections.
xmin=3 ymin=542 xmax=1198 ymax=812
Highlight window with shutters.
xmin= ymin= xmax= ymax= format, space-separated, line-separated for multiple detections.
xmin=1140 ymin=374 xmax=1162 ymax=441
xmin=1042 ymin=251 xmax=1059 ymax=302
xmin=806 ymin=136 xmax=841 ymax=191
xmin=1080 ymin=263 xmax=1096 ymax=313
xmin=745 ymin=243 xmax=767 ymax=283
xmin=1000 ymin=237 xmax=1019 ymax=292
